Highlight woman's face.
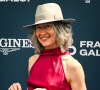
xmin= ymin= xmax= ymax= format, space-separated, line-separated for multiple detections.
xmin=36 ymin=22 xmax=58 ymax=50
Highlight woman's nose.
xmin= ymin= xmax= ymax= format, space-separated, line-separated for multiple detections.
xmin=40 ymin=28 xmax=46 ymax=35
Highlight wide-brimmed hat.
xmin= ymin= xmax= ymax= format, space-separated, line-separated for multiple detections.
xmin=24 ymin=3 xmax=75 ymax=29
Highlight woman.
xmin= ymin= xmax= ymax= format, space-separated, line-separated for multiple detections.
xmin=8 ymin=3 xmax=87 ymax=90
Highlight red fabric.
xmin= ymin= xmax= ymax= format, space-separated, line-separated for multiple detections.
xmin=27 ymin=48 xmax=71 ymax=90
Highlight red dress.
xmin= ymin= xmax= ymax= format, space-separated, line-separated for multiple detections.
xmin=27 ymin=48 xmax=71 ymax=90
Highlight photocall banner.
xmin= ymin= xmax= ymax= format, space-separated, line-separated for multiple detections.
xmin=0 ymin=0 xmax=100 ymax=90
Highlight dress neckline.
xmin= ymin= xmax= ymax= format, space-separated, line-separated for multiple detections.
xmin=41 ymin=48 xmax=70 ymax=56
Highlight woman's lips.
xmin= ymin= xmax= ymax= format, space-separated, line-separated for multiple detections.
xmin=41 ymin=37 xmax=49 ymax=41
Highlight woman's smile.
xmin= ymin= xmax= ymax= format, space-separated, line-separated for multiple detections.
xmin=40 ymin=36 xmax=50 ymax=41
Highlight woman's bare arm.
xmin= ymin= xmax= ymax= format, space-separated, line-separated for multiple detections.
xmin=69 ymin=59 xmax=87 ymax=90
xmin=62 ymin=55 xmax=87 ymax=90
xmin=28 ymin=54 xmax=40 ymax=75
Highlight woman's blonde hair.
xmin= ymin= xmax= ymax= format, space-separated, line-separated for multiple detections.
xmin=28 ymin=22 xmax=73 ymax=53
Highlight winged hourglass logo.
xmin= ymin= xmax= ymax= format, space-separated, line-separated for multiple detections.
xmin=0 ymin=48 xmax=20 ymax=55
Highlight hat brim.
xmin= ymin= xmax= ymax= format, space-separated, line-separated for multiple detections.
xmin=23 ymin=19 xmax=75 ymax=29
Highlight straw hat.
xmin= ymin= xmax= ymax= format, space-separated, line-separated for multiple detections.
xmin=24 ymin=3 xmax=75 ymax=29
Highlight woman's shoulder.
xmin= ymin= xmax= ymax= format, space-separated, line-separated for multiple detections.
xmin=62 ymin=55 xmax=84 ymax=82
xmin=28 ymin=54 xmax=40 ymax=73
xmin=62 ymin=55 xmax=82 ymax=71
xmin=29 ymin=54 xmax=40 ymax=64
xmin=29 ymin=54 xmax=40 ymax=61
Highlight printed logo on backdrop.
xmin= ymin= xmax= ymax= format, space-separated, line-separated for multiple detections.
xmin=0 ymin=0 xmax=30 ymax=2
xmin=80 ymin=41 xmax=100 ymax=56
xmin=0 ymin=38 xmax=34 ymax=55
xmin=0 ymin=38 xmax=100 ymax=56
xmin=85 ymin=0 xmax=91 ymax=3
xmin=69 ymin=41 xmax=100 ymax=56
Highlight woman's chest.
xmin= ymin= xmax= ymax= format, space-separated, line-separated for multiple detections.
xmin=28 ymin=56 xmax=69 ymax=87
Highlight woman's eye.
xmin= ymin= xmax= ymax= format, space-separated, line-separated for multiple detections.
xmin=45 ymin=25 xmax=51 ymax=28
xmin=36 ymin=26 xmax=41 ymax=29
